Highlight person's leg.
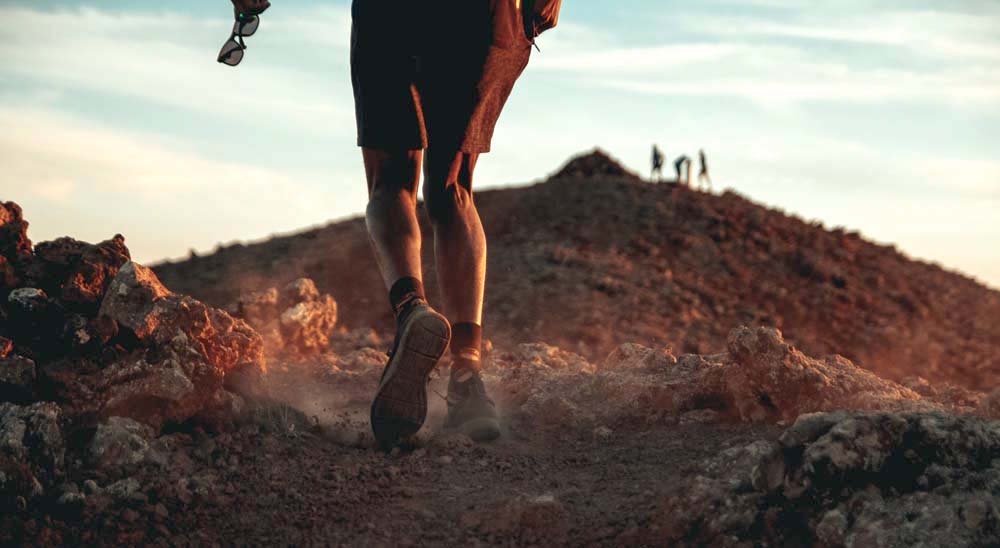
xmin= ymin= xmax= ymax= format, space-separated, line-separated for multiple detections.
xmin=364 ymin=146 xmax=454 ymax=451
xmin=362 ymin=147 xmax=424 ymax=295
xmin=422 ymin=149 xmax=485 ymax=326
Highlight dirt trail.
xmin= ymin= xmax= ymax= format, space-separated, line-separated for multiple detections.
xmin=125 ymin=408 xmax=779 ymax=546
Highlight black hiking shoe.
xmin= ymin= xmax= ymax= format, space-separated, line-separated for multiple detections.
xmin=370 ymin=301 xmax=451 ymax=451
xmin=444 ymin=368 xmax=501 ymax=442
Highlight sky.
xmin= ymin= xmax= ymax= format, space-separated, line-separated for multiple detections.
xmin=1 ymin=1 xmax=998 ymax=287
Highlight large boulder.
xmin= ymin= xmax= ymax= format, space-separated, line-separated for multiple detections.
xmin=33 ymin=235 xmax=131 ymax=310
xmin=230 ymin=278 xmax=337 ymax=356
xmin=38 ymin=262 xmax=266 ymax=429
xmin=100 ymin=262 xmax=264 ymax=380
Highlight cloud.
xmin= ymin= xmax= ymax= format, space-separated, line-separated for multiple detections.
xmin=0 ymin=105 xmax=362 ymax=263
xmin=531 ymin=5 xmax=1000 ymax=106
xmin=0 ymin=6 xmax=355 ymax=130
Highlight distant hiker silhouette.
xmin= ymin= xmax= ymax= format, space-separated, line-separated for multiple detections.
xmin=350 ymin=0 xmax=563 ymax=450
xmin=674 ymin=155 xmax=691 ymax=186
xmin=698 ymin=149 xmax=712 ymax=191
xmin=651 ymin=145 xmax=664 ymax=182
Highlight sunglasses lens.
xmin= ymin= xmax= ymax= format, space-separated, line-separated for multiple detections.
xmin=239 ymin=15 xmax=260 ymax=37
xmin=218 ymin=39 xmax=244 ymax=66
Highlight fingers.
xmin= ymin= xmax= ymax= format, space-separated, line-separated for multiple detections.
xmin=233 ymin=0 xmax=270 ymax=16
xmin=253 ymin=0 xmax=271 ymax=15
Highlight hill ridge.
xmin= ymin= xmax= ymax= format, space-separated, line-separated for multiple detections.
xmin=153 ymin=151 xmax=1000 ymax=390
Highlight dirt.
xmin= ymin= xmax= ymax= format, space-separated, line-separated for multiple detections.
xmin=7 ymin=378 xmax=779 ymax=546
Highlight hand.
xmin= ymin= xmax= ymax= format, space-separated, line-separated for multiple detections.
xmin=231 ymin=0 xmax=270 ymax=17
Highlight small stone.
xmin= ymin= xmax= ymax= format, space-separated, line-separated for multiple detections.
xmin=83 ymin=479 xmax=100 ymax=495
xmin=153 ymin=503 xmax=169 ymax=519
xmin=593 ymin=426 xmax=613 ymax=441
xmin=435 ymin=455 xmax=453 ymax=465
xmin=963 ymin=499 xmax=988 ymax=530
xmin=57 ymin=491 xmax=86 ymax=512
xmin=105 ymin=477 xmax=141 ymax=501
xmin=815 ymin=509 xmax=847 ymax=546
xmin=89 ymin=416 xmax=154 ymax=469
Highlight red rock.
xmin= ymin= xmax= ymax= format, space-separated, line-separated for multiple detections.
xmin=0 ymin=202 xmax=32 ymax=265
xmin=0 ymin=337 xmax=12 ymax=359
xmin=722 ymin=327 xmax=927 ymax=422
xmin=229 ymin=278 xmax=337 ymax=356
xmin=60 ymin=235 xmax=130 ymax=308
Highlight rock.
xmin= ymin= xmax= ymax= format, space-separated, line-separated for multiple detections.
xmin=723 ymin=327 xmax=928 ymax=422
xmin=649 ymin=411 xmax=1000 ymax=547
xmin=593 ymin=425 xmax=613 ymax=441
xmin=229 ymin=277 xmax=338 ymax=356
xmin=61 ymin=313 xmax=117 ymax=354
xmin=281 ymin=278 xmax=320 ymax=304
xmin=0 ymin=402 xmax=63 ymax=478
xmin=97 ymin=261 xmax=172 ymax=340
xmin=31 ymin=235 xmax=130 ymax=311
xmin=50 ymin=340 xmax=219 ymax=430
xmin=192 ymin=389 xmax=245 ymax=432
xmin=59 ymin=235 xmax=130 ymax=308
xmin=0 ymin=355 xmax=35 ymax=403
xmin=5 ymin=288 xmax=65 ymax=358
xmin=0 ymin=202 xmax=32 ymax=293
xmin=814 ymin=509 xmax=847 ymax=547
xmin=82 ymin=479 xmax=100 ymax=495
xmin=89 ymin=417 xmax=155 ymax=469
xmin=56 ymin=491 xmax=86 ymax=512
xmin=97 ymin=261 xmax=266 ymax=403
xmin=279 ymin=296 xmax=338 ymax=354
xmin=0 ymin=402 xmax=63 ymax=509
xmin=105 ymin=477 xmax=141 ymax=501
xmin=598 ymin=343 xmax=676 ymax=372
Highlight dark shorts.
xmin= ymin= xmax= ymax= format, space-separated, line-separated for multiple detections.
xmin=350 ymin=0 xmax=532 ymax=153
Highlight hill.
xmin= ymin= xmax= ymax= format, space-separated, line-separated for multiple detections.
xmin=154 ymin=150 xmax=1000 ymax=390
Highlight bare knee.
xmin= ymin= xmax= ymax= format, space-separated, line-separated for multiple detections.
xmin=424 ymin=182 xmax=476 ymax=226
xmin=423 ymin=151 xmax=478 ymax=226
xmin=363 ymin=148 xmax=422 ymax=201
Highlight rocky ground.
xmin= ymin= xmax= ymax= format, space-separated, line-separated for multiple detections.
xmin=4 ymin=188 xmax=1000 ymax=547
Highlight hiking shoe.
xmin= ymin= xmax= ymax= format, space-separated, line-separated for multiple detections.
xmin=370 ymin=301 xmax=451 ymax=451
xmin=444 ymin=368 xmax=501 ymax=442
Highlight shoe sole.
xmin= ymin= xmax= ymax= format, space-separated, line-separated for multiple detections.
xmin=370 ymin=307 xmax=451 ymax=451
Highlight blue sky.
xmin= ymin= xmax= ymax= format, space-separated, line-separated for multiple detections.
xmin=2 ymin=1 xmax=999 ymax=287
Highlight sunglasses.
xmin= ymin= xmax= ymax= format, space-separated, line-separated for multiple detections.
xmin=217 ymin=14 xmax=260 ymax=67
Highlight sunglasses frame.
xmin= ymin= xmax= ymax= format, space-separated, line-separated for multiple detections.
xmin=217 ymin=14 xmax=260 ymax=67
